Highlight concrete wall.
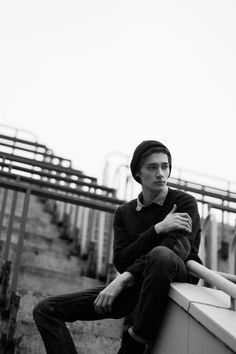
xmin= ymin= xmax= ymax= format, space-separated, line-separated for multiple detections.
xmin=149 ymin=283 xmax=236 ymax=354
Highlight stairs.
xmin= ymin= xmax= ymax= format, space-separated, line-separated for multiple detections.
xmin=0 ymin=191 xmax=123 ymax=353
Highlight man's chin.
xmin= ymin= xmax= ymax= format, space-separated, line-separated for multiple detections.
xmin=153 ymin=182 xmax=165 ymax=188
xmin=152 ymin=184 xmax=165 ymax=192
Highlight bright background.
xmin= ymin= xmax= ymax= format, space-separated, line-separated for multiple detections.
xmin=0 ymin=1 xmax=236 ymax=187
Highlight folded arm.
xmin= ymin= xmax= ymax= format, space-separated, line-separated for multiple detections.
xmin=113 ymin=195 xmax=200 ymax=278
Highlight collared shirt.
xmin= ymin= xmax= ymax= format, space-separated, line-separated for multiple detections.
xmin=136 ymin=186 xmax=169 ymax=211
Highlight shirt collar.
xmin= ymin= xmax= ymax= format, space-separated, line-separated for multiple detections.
xmin=136 ymin=186 xmax=169 ymax=211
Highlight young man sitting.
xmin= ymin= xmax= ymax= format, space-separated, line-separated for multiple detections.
xmin=33 ymin=140 xmax=201 ymax=354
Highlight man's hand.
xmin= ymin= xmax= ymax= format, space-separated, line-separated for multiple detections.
xmin=155 ymin=204 xmax=192 ymax=234
xmin=94 ymin=272 xmax=134 ymax=315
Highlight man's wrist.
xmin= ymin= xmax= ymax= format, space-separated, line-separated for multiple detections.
xmin=154 ymin=222 xmax=163 ymax=234
xmin=119 ymin=271 xmax=135 ymax=288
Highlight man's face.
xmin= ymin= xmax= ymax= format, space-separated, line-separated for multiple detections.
xmin=137 ymin=152 xmax=170 ymax=193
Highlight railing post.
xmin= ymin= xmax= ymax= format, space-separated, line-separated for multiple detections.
xmin=228 ymin=220 xmax=236 ymax=274
xmin=0 ymin=260 xmax=11 ymax=308
xmin=96 ymin=211 xmax=105 ymax=279
xmin=85 ymin=210 xmax=98 ymax=277
xmin=10 ymin=187 xmax=31 ymax=294
xmin=0 ymin=188 xmax=8 ymax=241
xmin=106 ymin=217 xmax=117 ymax=284
xmin=199 ymin=212 xmax=212 ymax=267
xmin=204 ymin=212 xmax=218 ymax=271
xmin=230 ymin=297 xmax=236 ymax=311
xmin=80 ymin=208 xmax=90 ymax=258
xmin=1 ymin=178 xmax=19 ymax=264
xmin=69 ymin=205 xmax=80 ymax=256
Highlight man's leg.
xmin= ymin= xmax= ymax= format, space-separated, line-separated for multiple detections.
xmin=33 ymin=286 xmax=105 ymax=354
xmin=33 ymin=284 xmax=141 ymax=354
xmin=130 ymin=246 xmax=187 ymax=343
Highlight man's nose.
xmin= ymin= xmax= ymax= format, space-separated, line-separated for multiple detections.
xmin=155 ymin=168 xmax=163 ymax=177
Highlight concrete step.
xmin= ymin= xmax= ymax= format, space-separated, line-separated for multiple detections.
xmin=18 ymin=265 xmax=95 ymax=294
xmin=15 ymin=317 xmax=122 ymax=354
xmin=1 ymin=220 xmax=60 ymax=242
xmin=0 ymin=232 xmax=80 ymax=273
xmin=0 ymin=191 xmax=124 ymax=354
xmin=0 ymin=232 xmax=67 ymax=256
xmin=14 ymin=287 xmax=123 ymax=354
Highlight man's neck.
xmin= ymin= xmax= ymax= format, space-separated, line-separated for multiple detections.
xmin=142 ymin=186 xmax=168 ymax=206
xmin=142 ymin=192 xmax=159 ymax=206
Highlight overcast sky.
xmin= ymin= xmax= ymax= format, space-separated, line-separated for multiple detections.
xmin=0 ymin=1 xmax=236 ymax=190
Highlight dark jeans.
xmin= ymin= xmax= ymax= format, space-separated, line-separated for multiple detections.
xmin=33 ymin=246 xmax=195 ymax=354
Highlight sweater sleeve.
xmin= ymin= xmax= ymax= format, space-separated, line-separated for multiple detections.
xmin=113 ymin=206 xmax=162 ymax=274
xmin=113 ymin=193 xmax=201 ymax=278
xmin=160 ymin=194 xmax=200 ymax=261
xmin=123 ymin=194 xmax=200 ymax=277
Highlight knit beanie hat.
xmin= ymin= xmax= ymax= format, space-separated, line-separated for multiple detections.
xmin=130 ymin=140 xmax=172 ymax=183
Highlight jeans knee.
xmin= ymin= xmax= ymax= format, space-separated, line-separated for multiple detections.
xmin=147 ymin=246 xmax=177 ymax=270
xmin=33 ymin=298 xmax=51 ymax=323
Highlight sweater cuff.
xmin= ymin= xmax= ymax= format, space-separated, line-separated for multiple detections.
xmin=125 ymin=266 xmax=142 ymax=280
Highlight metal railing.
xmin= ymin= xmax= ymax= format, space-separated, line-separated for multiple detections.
xmin=186 ymin=260 xmax=236 ymax=311
xmin=0 ymin=149 xmax=121 ymax=272
xmin=0 ymin=174 xmax=122 ymax=350
xmin=0 ymin=133 xmax=72 ymax=167
xmin=0 ymin=170 xmax=117 ymax=198
xmin=168 ymin=177 xmax=236 ymax=203
xmin=0 ymin=175 xmax=121 ymax=283
xmin=0 ymin=152 xmax=87 ymax=180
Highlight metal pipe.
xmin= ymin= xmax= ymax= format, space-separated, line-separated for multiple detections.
xmin=10 ymin=187 xmax=31 ymax=293
xmin=96 ymin=211 xmax=105 ymax=278
xmin=1 ymin=186 xmax=18 ymax=262
xmin=186 ymin=260 xmax=236 ymax=310
xmin=0 ymin=188 xmax=8 ymax=240
xmin=228 ymin=230 xmax=236 ymax=274
xmin=215 ymin=270 xmax=236 ymax=284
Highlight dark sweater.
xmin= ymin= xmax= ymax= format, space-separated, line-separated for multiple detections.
xmin=113 ymin=187 xmax=202 ymax=278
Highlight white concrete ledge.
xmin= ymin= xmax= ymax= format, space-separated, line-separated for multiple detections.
xmin=169 ymin=283 xmax=231 ymax=311
xmin=169 ymin=283 xmax=236 ymax=353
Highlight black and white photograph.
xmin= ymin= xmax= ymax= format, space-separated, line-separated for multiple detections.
xmin=0 ymin=1 xmax=236 ymax=353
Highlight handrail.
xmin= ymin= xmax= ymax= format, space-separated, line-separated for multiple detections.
xmin=191 ymin=198 xmax=236 ymax=214
xmin=0 ymin=177 xmax=122 ymax=212
xmin=0 ymin=123 xmax=38 ymax=141
xmin=0 ymin=133 xmax=46 ymax=149
xmin=2 ymin=153 xmax=236 ymax=205
xmin=215 ymin=270 xmax=236 ymax=284
xmin=168 ymin=177 xmax=236 ymax=204
xmin=0 ymin=172 xmax=121 ymax=202
xmin=0 ymin=165 xmax=115 ymax=194
xmin=186 ymin=260 xmax=236 ymax=310
xmin=173 ymin=165 xmax=236 ymax=187
xmin=2 ymin=159 xmax=236 ymax=213
xmin=2 ymin=152 xmax=236 ymax=210
xmin=0 ymin=152 xmax=92 ymax=181
xmin=0 ymin=141 xmax=71 ymax=164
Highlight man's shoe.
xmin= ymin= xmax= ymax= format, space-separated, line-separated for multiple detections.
xmin=117 ymin=330 xmax=146 ymax=354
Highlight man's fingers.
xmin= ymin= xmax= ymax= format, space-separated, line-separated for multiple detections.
xmin=94 ymin=293 xmax=113 ymax=315
xmin=175 ymin=212 xmax=191 ymax=219
xmin=170 ymin=204 xmax=177 ymax=214
xmin=94 ymin=294 xmax=105 ymax=314
xmin=107 ymin=298 xmax=113 ymax=313
xmin=175 ymin=213 xmax=192 ymax=225
xmin=177 ymin=220 xmax=192 ymax=232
